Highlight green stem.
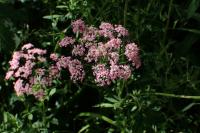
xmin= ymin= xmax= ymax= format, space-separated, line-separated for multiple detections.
xmin=42 ymin=101 xmax=46 ymax=128
xmin=123 ymin=0 xmax=129 ymax=27
xmin=117 ymin=80 xmax=125 ymax=98
xmin=153 ymin=92 xmax=200 ymax=100
xmin=54 ymin=43 xmax=59 ymax=52
xmin=161 ymin=0 xmax=173 ymax=55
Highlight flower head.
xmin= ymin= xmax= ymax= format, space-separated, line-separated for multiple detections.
xmin=106 ymin=38 xmax=122 ymax=50
xmin=85 ymin=45 xmax=100 ymax=62
xmin=115 ymin=25 xmax=129 ymax=37
xmin=99 ymin=22 xmax=114 ymax=39
xmin=93 ymin=64 xmax=111 ymax=86
xmin=71 ymin=19 xmax=85 ymax=33
xmin=50 ymin=53 xmax=59 ymax=61
xmin=59 ymin=36 xmax=75 ymax=47
xmin=56 ymin=56 xmax=71 ymax=69
xmin=82 ymin=26 xmax=98 ymax=42
xmin=125 ymin=43 xmax=141 ymax=69
xmin=72 ymin=45 xmax=86 ymax=56
xmin=68 ymin=59 xmax=85 ymax=82
xmin=21 ymin=43 xmax=34 ymax=50
xmin=14 ymin=79 xmax=30 ymax=96
xmin=9 ymin=51 xmax=23 ymax=70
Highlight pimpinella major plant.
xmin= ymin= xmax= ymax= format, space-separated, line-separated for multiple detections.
xmin=5 ymin=19 xmax=141 ymax=132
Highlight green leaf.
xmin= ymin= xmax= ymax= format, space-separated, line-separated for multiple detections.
xmin=131 ymin=106 xmax=137 ymax=112
xmin=56 ymin=5 xmax=68 ymax=9
xmin=177 ymin=28 xmax=200 ymax=34
xmin=3 ymin=112 xmax=8 ymax=123
xmin=49 ymin=88 xmax=56 ymax=96
xmin=0 ymin=0 xmax=12 ymax=3
xmin=43 ymin=15 xmax=63 ymax=20
xmin=105 ymin=97 xmax=119 ymax=103
xmin=51 ymin=118 xmax=59 ymax=125
xmin=28 ymin=114 xmax=33 ymax=120
xmin=78 ymin=112 xmax=117 ymax=126
xmin=95 ymin=103 xmax=115 ymax=108
xmin=187 ymin=0 xmax=200 ymax=19
xmin=182 ymin=103 xmax=200 ymax=112
xmin=78 ymin=124 xmax=90 ymax=133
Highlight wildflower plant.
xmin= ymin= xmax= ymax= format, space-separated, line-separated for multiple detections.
xmin=5 ymin=19 xmax=141 ymax=100
xmin=5 ymin=19 xmax=141 ymax=132
xmin=5 ymin=19 xmax=141 ymax=131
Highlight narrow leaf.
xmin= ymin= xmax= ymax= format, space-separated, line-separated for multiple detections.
xmin=78 ymin=112 xmax=117 ymax=126
xmin=182 ymin=103 xmax=200 ymax=112
xmin=78 ymin=124 xmax=90 ymax=133
xmin=94 ymin=103 xmax=115 ymax=108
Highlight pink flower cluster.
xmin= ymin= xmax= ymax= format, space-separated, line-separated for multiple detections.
xmin=59 ymin=36 xmax=75 ymax=47
xmin=6 ymin=19 xmax=141 ymax=99
xmin=92 ymin=63 xmax=132 ymax=86
xmin=71 ymin=19 xmax=85 ymax=33
xmin=5 ymin=43 xmax=49 ymax=99
xmin=51 ymin=54 xmax=85 ymax=82
xmin=59 ymin=19 xmax=141 ymax=86
xmin=125 ymin=43 xmax=141 ymax=69
xmin=98 ymin=22 xmax=128 ymax=39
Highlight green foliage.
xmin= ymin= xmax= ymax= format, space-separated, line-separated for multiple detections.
xmin=0 ymin=3 xmax=26 ymax=53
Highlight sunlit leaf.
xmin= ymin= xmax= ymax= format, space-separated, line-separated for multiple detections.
xmin=78 ymin=124 xmax=90 ymax=133
xmin=49 ymin=88 xmax=56 ymax=96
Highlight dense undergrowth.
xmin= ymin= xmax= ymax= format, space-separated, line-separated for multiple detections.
xmin=0 ymin=0 xmax=200 ymax=132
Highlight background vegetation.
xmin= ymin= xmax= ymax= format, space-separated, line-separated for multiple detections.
xmin=0 ymin=0 xmax=200 ymax=132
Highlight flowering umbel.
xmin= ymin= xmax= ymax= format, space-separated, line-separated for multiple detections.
xmin=5 ymin=19 xmax=141 ymax=99
xmin=5 ymin=43 xmax=48 ymax=99
xmin=69 ymin=19 xmax=141 ymax=86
